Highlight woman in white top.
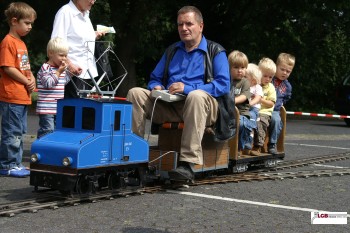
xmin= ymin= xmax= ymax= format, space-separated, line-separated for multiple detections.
xmin=51 ymin=0 xmax=104 ymax=98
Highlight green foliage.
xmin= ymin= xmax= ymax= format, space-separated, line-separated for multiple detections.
xmin=0 ymin=0 xmax=349 ymax=112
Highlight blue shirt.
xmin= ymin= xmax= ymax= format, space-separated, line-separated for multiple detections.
xmin=272 ymin=77 xmax=292 ymax=111
xmin=148 ymin=36 xmax=230 ymax=97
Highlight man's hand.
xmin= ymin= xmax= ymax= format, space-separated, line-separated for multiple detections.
xmin=168 ymin=82 xmax=184 ymax=94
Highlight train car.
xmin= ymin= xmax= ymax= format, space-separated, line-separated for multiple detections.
xmin=30 ymin=98 xmax=149 ymax=194
xmin=228 ymin=107 xmax=286 ymax=172
xmin=149 ymin=106 xmax=286 ymax=179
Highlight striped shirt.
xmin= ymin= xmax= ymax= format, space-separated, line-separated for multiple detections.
xmin=36 ymin=63 xmax=70 ymax=114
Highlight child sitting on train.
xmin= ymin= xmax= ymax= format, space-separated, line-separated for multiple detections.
xmin=268 ymin=53 xmax=296 ymax=154
xmin=244 ymin=63 xmax=263 ymax=153
xmin=228 ymin=50 xmax=252 ymax=155
xmin=250 ymin=58 xmax=277 ymax=156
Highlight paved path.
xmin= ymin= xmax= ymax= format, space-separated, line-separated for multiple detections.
xmin=0 ymin=115 xmax=349 ymax=232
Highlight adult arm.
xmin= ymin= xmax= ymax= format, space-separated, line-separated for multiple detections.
xmin=51 ymin=9 xmax=82 ymax=76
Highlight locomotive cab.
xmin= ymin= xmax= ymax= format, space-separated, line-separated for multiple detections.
xmin=30 ymin=98 xmax=149 ymax=194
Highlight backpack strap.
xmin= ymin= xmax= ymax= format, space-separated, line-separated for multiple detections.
xmin=204 ymin=40 xmax=225 ymax=83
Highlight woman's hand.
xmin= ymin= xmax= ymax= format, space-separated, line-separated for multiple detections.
xmin=95 ymin=31 xmax=105 ymax=40
xmin=68 ymin=63 xmax=83 ymax=76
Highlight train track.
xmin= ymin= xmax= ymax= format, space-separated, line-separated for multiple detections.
xmin=1 ymin=153 xmax=349 ymax=217
xmin=0 ymin=189 xmax=144 ymax=217
xmin=267 ymin=153 xmax=350 ymax=171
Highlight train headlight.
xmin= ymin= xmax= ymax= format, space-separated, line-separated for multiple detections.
xmin=62 ymin=157 xmax=73 ymax=166
xmin=30 ymin=153 xmax=41 ymax=163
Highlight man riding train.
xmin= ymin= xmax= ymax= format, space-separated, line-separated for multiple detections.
xmin=126 ymin=6 xmax=235 ymax=182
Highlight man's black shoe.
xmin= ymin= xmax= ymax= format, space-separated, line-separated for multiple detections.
xmin=168 ymin=162 xmax=194 ymax=181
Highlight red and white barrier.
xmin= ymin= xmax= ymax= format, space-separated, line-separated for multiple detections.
xmin=287 ymin=111 xmax=350 ymax=119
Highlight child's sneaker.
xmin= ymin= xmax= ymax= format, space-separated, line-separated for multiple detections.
xmin=17 ymin=164 xmax=29 ymax=170
xmin=0 ymin=169 xmax=10 ymax=176
xmin=250 ymin=146 xmax=261 ymax=156
xmin=268 ymin=144 xmax=277 ymax=154
xmin=10 ymin=166 xmax=30 ymax=177
xmin=0 ymin=166 xmax=30 ymax=177
xmin=242 ymin=149 xmax=251 ymax=155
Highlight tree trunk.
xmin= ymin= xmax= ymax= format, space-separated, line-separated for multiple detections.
xmin=108 ymin=0 xmax=144 ymax=97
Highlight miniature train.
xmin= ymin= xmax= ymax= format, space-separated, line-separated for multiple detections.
xmin=30 ymin=97 xmax=286 ymax=195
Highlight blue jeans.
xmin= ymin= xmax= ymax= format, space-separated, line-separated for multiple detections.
xmin=37 ymin=114 xmax=55 ymax=138
xmin=244 ymin=107 xmax=260 ymax=149
xmin=0 ymin=102 xmax=27 ymax=169
xmin=269 ymin=110 xmax=282 ymax=144
xmin=239 ymin=115 xmax=255 ymax=150
xmin=249 ymin=107 xmax=259 ymax=122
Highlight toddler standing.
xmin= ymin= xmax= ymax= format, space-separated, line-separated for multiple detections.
xmin=36 ymin=37 xmax=70 ymax=138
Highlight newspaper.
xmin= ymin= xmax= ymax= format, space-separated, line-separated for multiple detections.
xmin=97 ymin=25 xmax=116 ymax=33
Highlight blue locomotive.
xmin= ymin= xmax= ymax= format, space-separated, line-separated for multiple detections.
xmin=30 ymin=98 xmax=149 ymax=194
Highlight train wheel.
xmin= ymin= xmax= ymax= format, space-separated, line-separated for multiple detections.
xmin=137 ymin=167 xmax=147 ymax=187
xmin=97 ymin=175 xmax=108 ymax=190
xmin=108 ymin=174 xmax=125 ymax=190
xmin=76 ymin=175 xmax=92 ymax=194
xmin=264 ymin=159 xmax=278 ymax=168
xmin=59 ymin=190 xmax=72 ymax=196
xmin=230 ymin=163 xmax=248 ymax=173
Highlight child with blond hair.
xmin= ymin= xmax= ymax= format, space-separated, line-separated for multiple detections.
xmin=246 ymin=63 xmax=263 ymax=121
xmin=244 ymin=63 xmax=263 ymax=151
xmin=36 ymin=37 xmax=70 ymax=138
xmin=228 ymin=50 xmax=253 ymax=154
xmin=268 ymin=53 xmax=296 ymax=154
xmin=250 ymin=58 xmax=277 ymax=156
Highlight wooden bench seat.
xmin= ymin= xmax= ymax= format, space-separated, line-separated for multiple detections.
xmin=229 ymin=106 xmax=286 ymax=159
